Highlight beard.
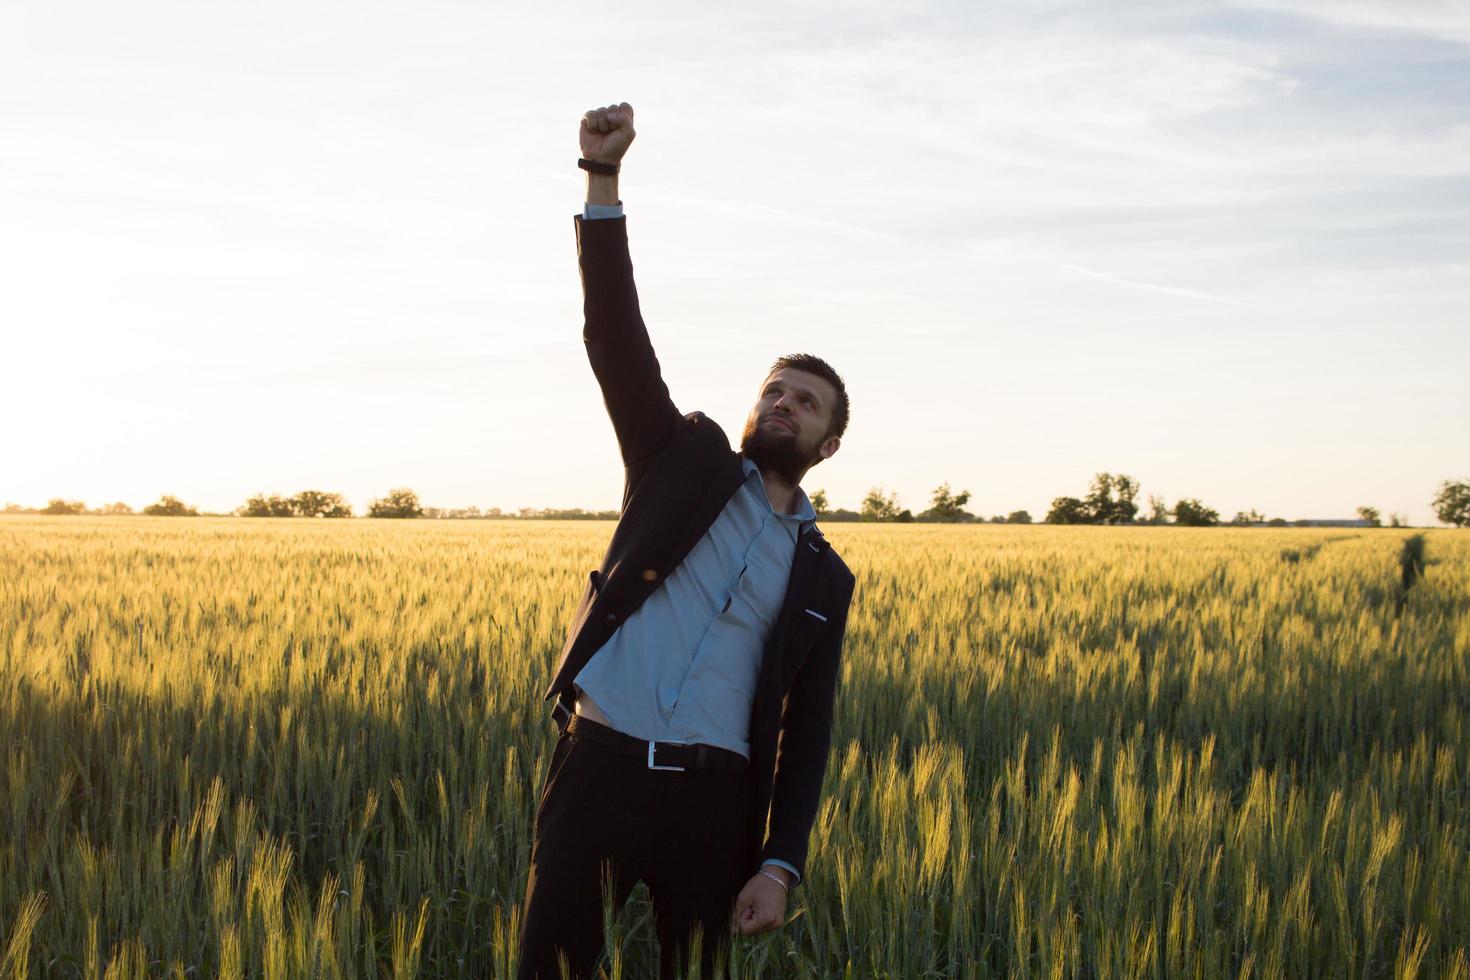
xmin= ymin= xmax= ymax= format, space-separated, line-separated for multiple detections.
xmin=740 ymin=415 xmax=820 ymax=485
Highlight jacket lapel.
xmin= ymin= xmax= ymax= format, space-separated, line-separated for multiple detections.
xmin=770 ymin=525 xmax=828 ymax=667
xmin=661 ymin=450 xmax=746 ymax=579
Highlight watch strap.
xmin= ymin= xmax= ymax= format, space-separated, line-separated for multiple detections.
xmin=578 ymin=157 xmax=619 ymax=176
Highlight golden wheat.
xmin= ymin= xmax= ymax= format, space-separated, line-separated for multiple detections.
xmin=1 ymin=517 xmax=1465 ymax=977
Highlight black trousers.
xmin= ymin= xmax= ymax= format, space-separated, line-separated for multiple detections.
xmin=517 ymin=727 xmax=755 ymax=980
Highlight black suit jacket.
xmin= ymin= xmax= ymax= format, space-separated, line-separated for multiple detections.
xmin=543 ymin=213 xmax=856 ymax=882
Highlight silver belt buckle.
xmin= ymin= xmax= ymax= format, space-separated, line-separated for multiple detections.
xmin=648 ymin=741 xmax=686 ymax=772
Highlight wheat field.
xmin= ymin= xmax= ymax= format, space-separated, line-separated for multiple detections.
xmin=1 ymin=516 xmax=1466 ymax=978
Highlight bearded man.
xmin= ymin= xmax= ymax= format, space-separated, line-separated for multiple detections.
xmin=517 ymin=101 xmax=857 ymax=980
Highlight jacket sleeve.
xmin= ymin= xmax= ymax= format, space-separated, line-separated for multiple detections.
xmin=758 ymin=576 xmax=854 ymax=880
xmin=574 ymin=213 xmax=680 ymax=468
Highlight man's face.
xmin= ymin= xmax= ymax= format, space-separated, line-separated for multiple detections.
xmin=739 ymin=368 xmax=842 ymax=484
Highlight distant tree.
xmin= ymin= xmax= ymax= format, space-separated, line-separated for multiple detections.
xmin=1049 ymin=473 xmax=1140 ymax=524
xmin=42 ymin=498 xmax=87 ymax=515
xmin=290 ymin=490 xmax=352 ymax=518
xmin=1007 ymin=510 xmax=1033 ymax=525
xmin=1388 ymin=512 xmax=1408 ymax=528
xmin=241 ymin=493 xmax=295 ymax=517
xmin=920 ymin=483 xmax=974 ymax=522
xmin=368 ymin=488 xmax=424 ymax=519
xmin=98 ymin=502 xmax=134 ymax=515
xmin=1144 ymin=495 xmax=1169 ymax=525
xmin=1086 ymin=473 xmax=1139 ymax=524
xmin=143 ymin=495 xmax=199 ymax=517
xmin=1118 ymin=477 xmax=1141 ymax=522
xmin=988 ymin=515 xmax=1006 ymax=524
xmin=1084 ymin=474 xmax=1112 ymax=523
xmin=1433 ymin=480 xmax=1470 ymax=527
xmin=861 ymin=487 xmax=902 ymax=522
xmin=1173 ymin=498 xmax=1219 ymax=527
xmin=810 ymin=489 xmax=830 ymax=514
xmin=1045 ymin=496 xmax=1091 ymax=525
xmin=1356 ymin=505 xmax=1381 ymax=527
xmin=1230 ymin=509 xmax=1265 ymax=527
xmin=1267 ymin=517 xmax=1289 ymax=527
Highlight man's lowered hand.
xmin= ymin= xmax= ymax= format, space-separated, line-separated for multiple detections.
xmin=731 ymin=867 xmax=789 ymax=936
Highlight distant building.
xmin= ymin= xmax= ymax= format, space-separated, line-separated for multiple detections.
xmin=1293 ymin=519 xmax=1376 ymax=528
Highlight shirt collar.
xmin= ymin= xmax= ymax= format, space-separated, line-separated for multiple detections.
xmin=741 ymin=456 xmax=818 ymax=531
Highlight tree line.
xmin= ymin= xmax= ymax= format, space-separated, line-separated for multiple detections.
xmin=4 ymin=489 xmax=618 ymax=521
xmin=9 ymin=478 xmax=1470 ymax=527
xmin=802 ymin=484 xmax=1032 ymax=524
xmin=810 ymin=475 xmax=1470 ymax=528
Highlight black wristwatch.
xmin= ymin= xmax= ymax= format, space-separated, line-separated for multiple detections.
xmin=578 ymin=158 xmax=619 ymax=176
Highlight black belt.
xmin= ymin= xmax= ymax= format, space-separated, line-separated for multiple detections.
xmin=560 ymin=710 xmax=748 ymax=774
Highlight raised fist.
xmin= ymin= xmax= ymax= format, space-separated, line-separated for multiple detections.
xmin=580 ymin=102 xmax=636 ymax=165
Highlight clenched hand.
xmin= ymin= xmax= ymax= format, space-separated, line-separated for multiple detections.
xmin=731 ymin=871 xmax=787 ymax=936
xmin=580 ymin=102 xmax=636 ymax=164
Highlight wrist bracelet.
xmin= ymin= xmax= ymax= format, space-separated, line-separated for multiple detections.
xmin=578 ymin=157 xmax=619 ymax=176
xmin=757 ymin=868 xmax=789 ymax=892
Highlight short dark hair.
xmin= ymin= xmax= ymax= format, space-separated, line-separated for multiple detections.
xmin=767 ymin=353 xmax=849 ymax=441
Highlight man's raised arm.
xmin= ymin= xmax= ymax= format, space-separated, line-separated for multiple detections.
xmin=576 ymin=102 xmax=680 ymax=469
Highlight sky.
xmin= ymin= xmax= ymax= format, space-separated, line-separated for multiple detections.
xmin=2 ymin=0 xmax=1467 ymax=523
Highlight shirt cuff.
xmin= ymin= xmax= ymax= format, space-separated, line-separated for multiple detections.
xmin=762 ymin=859 xmax=802 ymax=887
xmin=583 ymin=202 xmax=624 ymax=220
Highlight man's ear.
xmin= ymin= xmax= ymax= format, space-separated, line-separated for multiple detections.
xmin=819 ymin=435 xmax=841 ymax=461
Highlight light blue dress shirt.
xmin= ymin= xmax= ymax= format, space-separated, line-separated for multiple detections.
xmin=569 ymin=265 xmax=815 ymax=883
xmin=573 ymin=457 xmax=815 ymax=761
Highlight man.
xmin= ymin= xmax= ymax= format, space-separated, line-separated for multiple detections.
xmin=516 ymin=102 xmax=857 ymax=980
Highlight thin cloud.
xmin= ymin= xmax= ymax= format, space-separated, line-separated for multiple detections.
xmin=1053 ymin=261 xmax=1245 ymax=305
xmin=1231 ymin=0 xmax=1470 ymax=45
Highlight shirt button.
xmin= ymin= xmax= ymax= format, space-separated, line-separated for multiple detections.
xmin=604 ymin=613 xmax=618 ymax=625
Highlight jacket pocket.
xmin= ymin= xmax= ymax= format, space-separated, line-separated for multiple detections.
xmin=780 ymin=607 xmax=829 ymax=688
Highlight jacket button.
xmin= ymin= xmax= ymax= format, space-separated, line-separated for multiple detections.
xmin=604 ymin=613 xmax=618 ymax=625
